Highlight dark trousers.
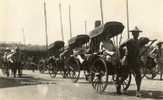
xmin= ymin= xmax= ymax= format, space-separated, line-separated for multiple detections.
xmin=12 ymin=62 xmax=22 ymax=77
xmin=116 ymin=60 xmax=142 ymax=93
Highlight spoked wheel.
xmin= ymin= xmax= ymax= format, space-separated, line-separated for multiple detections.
xmin=69 ymin=59 xmax=80 ymax=83
xmin=145 ymin=67 xmax=158 ymax=79
xmin=61 ymin=66 xmax=70 ymax=79
xmin=121 ymin=73 xmax=132 ymax=91
xmin=48 ymin=63 xmax=58 ymax=78
xmin=39 ymin=63 xmax=46 ymax=73
xmin=91 ymin=57 xmax=108 ymax=93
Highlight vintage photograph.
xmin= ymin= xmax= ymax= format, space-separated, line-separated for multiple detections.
xmin=0 ymin=0 xmax=163 ymax=100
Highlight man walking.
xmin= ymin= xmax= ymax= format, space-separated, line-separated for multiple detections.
xmin=119 ymin=26 xmax=143 ymax=97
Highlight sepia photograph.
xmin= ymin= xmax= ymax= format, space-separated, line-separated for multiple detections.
xmin=0 ymin=0 xmax=163 ymax=100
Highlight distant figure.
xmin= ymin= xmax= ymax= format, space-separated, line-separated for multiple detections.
xmin=119 ymin=26 xmax=143 ymax=97
xmin=12 ymin=47 xmax=22 ymax=77
xmin=2 ymin=48 xmax=11 ymax=77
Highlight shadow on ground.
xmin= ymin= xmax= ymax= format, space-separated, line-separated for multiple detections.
xmin=78 ymin=81 xmax=91 ymax=84
xmin=103 ymin=90 xmax=163 ymax=99
xmin=124 ymin=90 xmax=163 ymax=99
xmin=0 ymin=74 xmax=56 ymax=88
xmin=149 ymin=78 xmax=163 ymax=81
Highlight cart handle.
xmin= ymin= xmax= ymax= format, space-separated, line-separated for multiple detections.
xmin=139 ymin=39 xmax=157 ymax=57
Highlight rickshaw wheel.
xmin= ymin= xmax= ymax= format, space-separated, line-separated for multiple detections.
xmin=145 ymin=67 xmax=158 ymax=79
xmin=91 ymin=57 xmax=108 ymax=93
xmin=121 ymin=73 xmax=131 ymax=91
xmin=39 ymin=63 xmax=46 ymax=73
xmin=69 ymin=59 xmax=80 ymax=83
xmin=48 ymin=63 xmax=58 ymax=78
xmin=61 ymin=66 xmax=70 ymax=79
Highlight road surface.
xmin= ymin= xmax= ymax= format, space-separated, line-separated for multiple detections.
xmin=0 ymin=70 xmax=162 ymax=100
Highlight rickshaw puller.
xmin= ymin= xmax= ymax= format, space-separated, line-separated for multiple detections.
xmin=119 ymin=26 xmax=143 ymax=97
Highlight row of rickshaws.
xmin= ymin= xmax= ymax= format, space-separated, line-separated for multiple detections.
xmin=45 ymin=21 xmax=163 ymax=93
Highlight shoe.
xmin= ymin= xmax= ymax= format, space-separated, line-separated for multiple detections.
xmin=136 ymin=91 xmax=143 ymax=97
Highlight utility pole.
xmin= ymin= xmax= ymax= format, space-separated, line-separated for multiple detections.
xmin=100 ymin=0 xmax=104 ymax=24
xmin=43 ymin=0 xmax=48 ymax=50
xmin=84 ymin=20 xmax=87 ymax=34
xmin=69 ymin=5 xmax=72 ymax=38
xmin=59 ymin=3 xmax=64 ymax=41
xmin=126 ymin=0 xmax=130 ymax=39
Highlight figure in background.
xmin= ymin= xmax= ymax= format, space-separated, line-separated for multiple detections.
xmin=12 ymin=46 xmax=22 ymax=77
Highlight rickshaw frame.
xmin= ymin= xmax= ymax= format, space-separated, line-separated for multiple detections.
xmin=66 ymin=34 xmax=90 ymax=83
xmin=46 ymin=40 xmax=65 ymax=78
xmin=88 ymin=21 xmax=132 ymax=93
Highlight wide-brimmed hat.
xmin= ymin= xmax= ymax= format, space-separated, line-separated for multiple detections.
xmin=130 ymin=26 xmax=142 ymax=33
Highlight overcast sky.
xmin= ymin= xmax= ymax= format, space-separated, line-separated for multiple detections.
xmin=0 ymin=0 xmax=163 ymax=45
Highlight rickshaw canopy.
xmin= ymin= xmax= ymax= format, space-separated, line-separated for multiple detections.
xmin=68 ymin=34 xmax=89 ymax=49
xmin=48 ymin=41 xmax=65 ymax=57
xmin=89 ymin=21 xmax=124 ymax=38
xmin=48 ymin=41 xmax=64 ymax=51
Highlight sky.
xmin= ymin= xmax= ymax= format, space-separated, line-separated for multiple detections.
xmin=0 ymin=0 xmax=163 ymax=45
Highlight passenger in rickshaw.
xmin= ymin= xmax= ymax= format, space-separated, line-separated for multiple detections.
xmin=100 ymin=35 xmax=117 ymax=64
xmin=60 ymin=47 xmax=73 ymax=61
xmin=72 ymin=44 xmax=88 ymax=64
xmin=119 ymin=26 xmax=143 ymax=97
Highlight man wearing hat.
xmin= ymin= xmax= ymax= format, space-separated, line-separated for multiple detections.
xmin=118 ymin=26 xmax=143 ymax=97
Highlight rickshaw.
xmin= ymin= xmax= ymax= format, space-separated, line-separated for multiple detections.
xmin=88 ymin=21 xmax=132 ymax=93
xmin=142 ymin=41 xmax=163 ymax=80
xmin=66 ymin=34 xmax=90 ymax=83
xmin=58 ymin=45 xmax=76 ymax=78
xmin=47 ymin=40 xmax=65 ymax=78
